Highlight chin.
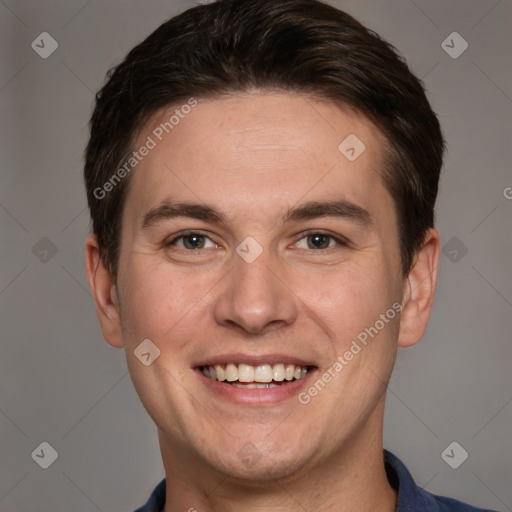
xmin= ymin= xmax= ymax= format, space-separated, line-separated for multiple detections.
xmin=205 ymin=443 xmax=316 ymax=484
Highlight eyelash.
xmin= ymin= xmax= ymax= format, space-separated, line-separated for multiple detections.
xmin=164 ymin=230 xmax=348 ymax=252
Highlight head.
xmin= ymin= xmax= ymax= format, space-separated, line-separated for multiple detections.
xmin=85 ymin=0 xmax=443 ymax=484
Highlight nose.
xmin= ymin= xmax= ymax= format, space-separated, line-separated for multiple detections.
xmin=213 ymin=249 xmax=298 ymax=335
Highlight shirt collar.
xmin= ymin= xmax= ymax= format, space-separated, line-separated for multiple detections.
xmin=136 ymin=450 xmax=465 ymax=512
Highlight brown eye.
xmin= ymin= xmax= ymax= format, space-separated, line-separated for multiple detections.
xmin=307 ymin=234 xmax=331 ymax=249
xmin=295 ymin=232 xmax=346 ymax=250
xmin=166 ymin=231 xmax=216 ymax=250
xmin=183 ymin=234 xmax=206 ymax=249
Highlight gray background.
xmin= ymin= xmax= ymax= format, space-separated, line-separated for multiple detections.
xmin=0 ymin=0 xmax=511 ymax=510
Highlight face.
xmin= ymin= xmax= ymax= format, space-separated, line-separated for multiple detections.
xmin=89 ymin=91 xmax=429 ymax=483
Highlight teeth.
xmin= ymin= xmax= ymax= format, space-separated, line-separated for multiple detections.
xmin=238 ymin=363 xmax=255 ymax=382
xmin=273 ymin=363 xmax=285 ymax=382
xmin=215 ymin=365 xmax=225 ymax=381
xmin=255 ymin=364 xmax=273 ymax=383
xmin=204 ymin=363 xmax=310 ymax=383
xmin=231 ymin=382 xmax=279 ymax=389
xmin=225 ymin=363 xmax=238 ymax=382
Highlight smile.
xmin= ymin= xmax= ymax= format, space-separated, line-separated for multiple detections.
xmin=200 ymin=363 xmax=309 ymax=388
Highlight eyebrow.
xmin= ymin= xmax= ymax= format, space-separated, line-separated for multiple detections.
xmin=141 ymin=198 xmax=372 ymax=230
xmin=283 ymin=200 xmax=372 ymax=226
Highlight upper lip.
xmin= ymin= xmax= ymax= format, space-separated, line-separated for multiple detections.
xmin=193 ymin=353 xmax=316 ymax=368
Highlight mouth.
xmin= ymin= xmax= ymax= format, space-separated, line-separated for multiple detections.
xmin=200 ymin=363 xmax=311 ymax=388
xmin=194 ymin=359 xmax=317 ymax=405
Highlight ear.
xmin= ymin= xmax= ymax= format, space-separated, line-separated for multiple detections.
xmin=398 ymin=228 xmax=440 ymax=348
xmin=85 ymin=233 xmax=124 ymax=348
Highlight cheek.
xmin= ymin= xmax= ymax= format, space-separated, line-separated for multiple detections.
xmin=301 ymin=261 xmax=396 ymax=345
xmin=117 ymin=259 xmax=200 ymax=345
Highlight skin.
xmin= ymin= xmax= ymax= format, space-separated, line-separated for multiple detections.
xmin=85 ymin=91 xmax=439 ymax=512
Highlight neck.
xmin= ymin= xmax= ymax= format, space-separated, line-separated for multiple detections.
xmin=160 ymin=409 xmax=396 ymax=512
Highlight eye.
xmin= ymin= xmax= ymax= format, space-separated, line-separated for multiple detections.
xmin=165 ymin=231 xmax=217 ymax=250
xmin=294 ymin=231 xmax=347 ymax=250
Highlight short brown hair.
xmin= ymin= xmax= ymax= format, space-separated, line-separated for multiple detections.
xmin=84 ymin=0 xmax=444 ymax=279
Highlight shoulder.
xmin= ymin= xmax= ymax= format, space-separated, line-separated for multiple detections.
xmin=132 ymin=478 xmax=166 ymax=512
xmin=432 ymin=494 xmax=498 ymax=512
xmin=384 ymin=450 xmax=498 ymax=512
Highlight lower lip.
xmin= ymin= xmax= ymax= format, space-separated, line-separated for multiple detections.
xmin=195 ymin=368 xmax=317 ymax=405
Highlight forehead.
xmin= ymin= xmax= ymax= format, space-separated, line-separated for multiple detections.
xmin=124 ymin=91 xmax=391 ymax=225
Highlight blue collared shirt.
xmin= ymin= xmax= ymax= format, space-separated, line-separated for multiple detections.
xmin=133 ymin=450 xmax=497 ymax=512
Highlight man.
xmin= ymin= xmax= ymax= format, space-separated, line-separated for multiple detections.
xmin=83 ymin=1 xmax=497 ymax=510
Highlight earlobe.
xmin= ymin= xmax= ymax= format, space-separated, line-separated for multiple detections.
xmin=397 ymin=228 xmax=440 ymax=348
xmin=85 ymin=233 xmax=124 ymax=348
